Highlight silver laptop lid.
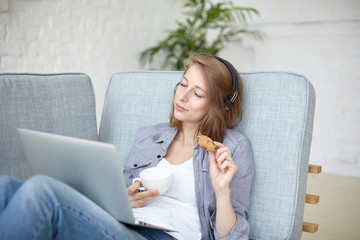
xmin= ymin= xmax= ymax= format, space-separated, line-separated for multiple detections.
xmin=17 ymin=128 xmax=135 ymax=225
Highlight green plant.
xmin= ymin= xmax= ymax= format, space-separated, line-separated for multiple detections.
xmin=140 ymin=0 xmax=261 ymax=70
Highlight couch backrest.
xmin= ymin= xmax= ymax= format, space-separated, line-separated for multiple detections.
xmin=99 ymin=71 xmax=315 ymax=240
xmin=0 ymin=73 xmax=98 ymax=179
xmin=238 ymin=72 xmax=315 ymax=240
xmin=99 ymin=71 xmax=182 ymax=155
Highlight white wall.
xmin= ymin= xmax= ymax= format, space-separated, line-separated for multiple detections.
xmin=221 ymin=0 xmax=360 ymax=178
xmin=1 ymin=0 xmax=359 ymax=178
xmin=0 ymin=0 xmax=182 ymax=124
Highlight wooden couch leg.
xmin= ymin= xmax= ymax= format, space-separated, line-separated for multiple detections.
xmin=303 ymin=222 xmax=318 ymax=233
xmin=303 ymin=164 xmax=322 ymax=233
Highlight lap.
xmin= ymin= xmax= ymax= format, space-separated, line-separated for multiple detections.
xmin=0 ymin=175 xmax=23 ymax=212
xmin=0 ymin=175 xmax=147 ymax=239
xmin=129 ymin=226 xmax=177 ymax=240
xmin=0 ymin=175 xmax=174 ymax=240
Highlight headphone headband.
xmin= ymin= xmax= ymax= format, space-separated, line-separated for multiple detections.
xmin=215 ymin=56 xmax=239 ymax=110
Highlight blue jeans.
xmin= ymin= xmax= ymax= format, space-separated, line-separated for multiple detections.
xmin=0 ymin=175 xmax=175 ymax=240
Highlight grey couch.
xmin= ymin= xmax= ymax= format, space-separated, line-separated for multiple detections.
xmin=0 ymin=71 xmax=315 ymax=240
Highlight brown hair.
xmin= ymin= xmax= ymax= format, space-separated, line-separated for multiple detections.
xmin=169 ymin=53 xmax=243 ymax=142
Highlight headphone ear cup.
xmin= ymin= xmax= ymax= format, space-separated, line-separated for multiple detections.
xmin=224 ymin=91 xmax=238 ymax=110
xmin=224 ymin=97 xmax=233 ymax=108
xmin=215 ymin=56 xmax=239 ymax=111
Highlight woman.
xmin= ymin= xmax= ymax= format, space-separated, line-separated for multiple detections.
xmin=0 ymin=54 xmax=254 ymax=240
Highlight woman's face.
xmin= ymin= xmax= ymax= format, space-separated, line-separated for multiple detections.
xmin=173 ymin=64 xmax=210 ymax=126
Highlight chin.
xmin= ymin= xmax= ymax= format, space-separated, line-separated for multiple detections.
xmin=174 ymin=112 xmax=185 ymax=122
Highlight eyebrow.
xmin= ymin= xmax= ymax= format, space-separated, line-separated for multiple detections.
xmin=182 ymin=76 xmax=207 ymax=93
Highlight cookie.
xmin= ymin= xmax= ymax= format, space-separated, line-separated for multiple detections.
xmin=196 ymin=135 xmax=217 ymax=152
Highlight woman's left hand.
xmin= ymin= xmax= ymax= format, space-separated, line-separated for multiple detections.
xmin=208 ymin=141 xmax=238 ymax=194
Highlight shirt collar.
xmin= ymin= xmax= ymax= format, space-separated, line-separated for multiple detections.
xmin=155 ymin=125 xmax=178 ymax=149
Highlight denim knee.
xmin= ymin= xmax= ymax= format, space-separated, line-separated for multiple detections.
xmin=19 ymin=175 xmax=58 ymax=201
xmin=0 ymin=176 xmax=24 ymax=211
xmin=0 ymin=175 xmax=23 ymax=187
xmin=0 ymin=175 xmax=61 ymax=240
xmin=26 ymin=175 xmax=54 ymax=186
xmin=0 ymin=175 xmax=23 ymax=195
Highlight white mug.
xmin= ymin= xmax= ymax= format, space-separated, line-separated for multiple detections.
xmin=132 ymin=167 xmax=173 ymax=195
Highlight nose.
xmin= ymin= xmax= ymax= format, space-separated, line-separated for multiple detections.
xmin=179 ymin=88 xmax=191 ymax=101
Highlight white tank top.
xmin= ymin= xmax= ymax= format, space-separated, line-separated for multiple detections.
xmin=132 ymin=158 xmax=201 ymax=240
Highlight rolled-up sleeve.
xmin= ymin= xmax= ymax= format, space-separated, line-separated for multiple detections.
xmin=209 ymin=138 xmax=255 ymax=240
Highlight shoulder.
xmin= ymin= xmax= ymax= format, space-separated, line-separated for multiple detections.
xmin=134 ymin=123 xmax=175 ymax=144
xmin=225 ymin=129 xmax=254 ymax=176
xmin=223 ymin=129 xmax=251 ymax=152
xmin=137 ymin=123 xmax=171 ymax=135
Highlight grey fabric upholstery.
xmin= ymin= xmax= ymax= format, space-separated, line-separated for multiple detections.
xmin=99 ymin=71 xmax=316 ymax=240
xmin=0 ymin=73 xmax=98 ymax=179
xmin=0 ymin=70 xmax=316 ymax=239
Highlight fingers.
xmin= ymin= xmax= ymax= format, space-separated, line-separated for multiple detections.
xmin=130 ymin=190 xmax=159 ymax=208
xmin=212 ymin=142 xmax=237 ymax=173
xmin=213 ymin=142 xmax=231 ymax=162
xmin=127 ymin=181 xmax=159 ymax=208
xmin=208 ymin=151 xmax=217 ymax=168
xmin=213 ymin=142 xmax=229 ymax=159
xmin=128 ymin=180 xmax=142 ymax=194
xmin=217 ymin=153 xmax=229 ymax=172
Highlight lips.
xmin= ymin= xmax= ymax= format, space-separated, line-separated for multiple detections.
xmin=175 ymin=103 xmax=188 ymax=112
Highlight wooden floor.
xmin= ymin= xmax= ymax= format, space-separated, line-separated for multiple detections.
xmin=301 ymin=173 xmax=360 ymax=240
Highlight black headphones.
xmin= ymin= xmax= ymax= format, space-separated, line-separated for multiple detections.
xmin=215 ymin=56 xmax=239 ymax=111
xmin=174 ymin=56 xmax=239 ymax=111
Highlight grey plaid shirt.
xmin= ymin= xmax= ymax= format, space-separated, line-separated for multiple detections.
xmin=123 ymin=123 xmax=254 ymax=240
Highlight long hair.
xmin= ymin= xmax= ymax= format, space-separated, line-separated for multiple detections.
xmin=169 ymin=53 xmax=243 ymax=142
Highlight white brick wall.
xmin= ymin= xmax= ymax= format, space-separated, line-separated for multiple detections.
xmin=0 ymin=0 xmax=359 ymax=177
xmin=0 ymin=0 xmax=182 ymax=128
xmin=223 ymin=0 xmax=360 ymax=178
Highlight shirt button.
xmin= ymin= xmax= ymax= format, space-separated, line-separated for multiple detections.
xmin=133 ymin=164 xmax=138 ymax=167
xmin=157 ymin=155 xmax=161 ymax=158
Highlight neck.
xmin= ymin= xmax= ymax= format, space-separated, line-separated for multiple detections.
xmin=178 ymin=122 xmax=199 ymax=146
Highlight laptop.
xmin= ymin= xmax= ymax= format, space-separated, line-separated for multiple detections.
xmin=17 ymin=128 xmax=175 ymax=232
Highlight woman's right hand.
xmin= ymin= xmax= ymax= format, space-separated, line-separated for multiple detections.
xmin=127 ymin=181 xmax=159 ymax=208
